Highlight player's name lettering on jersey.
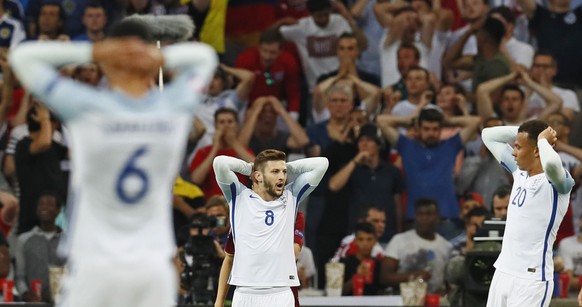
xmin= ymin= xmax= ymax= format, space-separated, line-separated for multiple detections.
xmin=104 ymin=121 xmax=176 ymax=134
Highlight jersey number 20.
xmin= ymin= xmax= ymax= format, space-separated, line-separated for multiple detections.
xmin=116 ymin=146 xmax=149 ymax=204
xmin=511 ymin=187 xmax=527 ymax=207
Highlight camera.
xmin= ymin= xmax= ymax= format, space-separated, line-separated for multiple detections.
xmin=179 ymin=214 xmax=221 ymax=305
xmin=462 ymin=218 xmax=505 ymax=307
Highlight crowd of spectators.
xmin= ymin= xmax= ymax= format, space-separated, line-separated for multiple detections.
xmin=1 ymin=0 xmax=582 ymax=304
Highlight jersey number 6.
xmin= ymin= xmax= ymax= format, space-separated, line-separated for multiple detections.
xmin=116 ymin=146 xmax=149 ymax=204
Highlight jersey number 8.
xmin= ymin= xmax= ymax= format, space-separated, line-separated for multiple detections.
xmin=265 ymin=210 xmax=275 ymax=226
xmin=116 ymin=146 xmax=149 ymax=204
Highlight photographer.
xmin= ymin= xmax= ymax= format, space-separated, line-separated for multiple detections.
xmin=205 ymin=196 xmax=230 ymax=249
xmin=176 ymin=213 xmax=225 ymax=305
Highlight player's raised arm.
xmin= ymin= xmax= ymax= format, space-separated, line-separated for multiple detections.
xmin=537 ymin=128 xmax=575 ymax=194
xmin=8 ymin=41 xmax=98 ymax=119
xmin=287 ymin=157 xmax=329 ymax=204
xmin=163 ymin=42 xmax=217 ymax=82
xmin=482 ymin=126 xmax=519 ymax=173
xmin=213 ymin=155 xmax=252 ymax=202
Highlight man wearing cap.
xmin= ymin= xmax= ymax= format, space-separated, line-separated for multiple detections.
xmin=329 ymin=123 xmax=404 ymax=242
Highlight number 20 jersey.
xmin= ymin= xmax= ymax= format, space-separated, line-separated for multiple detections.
xmin=494 ymin=170 xmax=571 ymax=281
xmin=228 ymin=188 xmax=299 ymax=287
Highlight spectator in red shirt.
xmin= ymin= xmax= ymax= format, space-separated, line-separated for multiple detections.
xmin=235 ymin=29 xmax=302 ymax=120
xmin=189 ymin=108 xmax=254 ymax=198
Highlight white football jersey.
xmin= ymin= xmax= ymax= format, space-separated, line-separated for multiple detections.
xmin=9 ymin=41 xmax=218 ymax=262
xmin=229 ymin=188 xmax=299 ymax=287
xmin=482 ymin=126 xmax=575 ymax=282
xmin=213 ymin=156 xmax=328 ymax=287
xmin=494 ymin=170 xmax=571 ymax=281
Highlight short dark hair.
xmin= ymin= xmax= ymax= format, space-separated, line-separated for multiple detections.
xmin=307 ymin=0 xmax=331 ymax=13
xmin=253 ymin=149 xmax=286 ymax=172
xmin=214 ymin=107 xmax=238 ymax=123
xmin=259 ymin=28 xmax=284 ymax=45
xmin=489 ymin=6 xmax=515 ymax=25
xmin=465 ymin=207 xmax=490 ymax=223
xmin=534 ymin=51 xmax=558 ymax=67
xmin=440 ymin=82 xmax=466 ymax=96
xmin=417 ymin=108 xmax=444 ymax=127
xmin=37 ymin=190 xmax=63 ymax=208
xmin=518 ymin=119 xmax=549 ymax=143
xmin=398 ymin=42 xmax=421 ymax=60
xmin=394 ymin=6 xmax=417 ymax=17
xmin=492 ymin=184 xmax=512 ymax=199
xmin=500 ymin=84 xmax=525 ymax=101
xmin=358 ymin=206 xmax=384 ymax=220
xmin=481 ymin=17 xmax=506 ymax=45
xmin=547 ymin=111 xmax=571 ymax=127
xmin=354 ymin=222 xmax=377 ymax=237
xmin=405 ymin=66 xmax=430 ymax=81
xmin=26 ymin=106 xmax=58 ymax=132
xmin=415 ymin=198 xmax=439 ymax=211
xmin=85 ymin=1 xmax=105 ymax=11
xmin=108 ymin=18 xmax=154 ymax=42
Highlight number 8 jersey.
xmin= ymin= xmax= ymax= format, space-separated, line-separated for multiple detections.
xmin=213 ymin=156 xmax=328 ymax=287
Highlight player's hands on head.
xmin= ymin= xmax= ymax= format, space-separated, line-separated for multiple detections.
xmin=93 ymin=38 xmax=163 ymax=78
xmin=538 ymin=126 xmax=557 ymax=146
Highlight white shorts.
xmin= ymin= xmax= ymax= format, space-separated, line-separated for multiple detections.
xmin=486 ymin=270 xmax=553 ymax=307
xmin=57 ymin=257 xmax=177 ymax=307
xmin=233 ymin=287 xmax=294 ymax=307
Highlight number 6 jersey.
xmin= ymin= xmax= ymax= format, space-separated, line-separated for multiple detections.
xmin=9 ymin=41 xmax=218 ymax=263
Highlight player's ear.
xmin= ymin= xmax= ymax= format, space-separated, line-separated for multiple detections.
xmin=252 ymin=171 xmax=263 ymax=184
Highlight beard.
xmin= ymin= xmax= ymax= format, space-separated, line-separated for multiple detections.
xmin=264 ymin=179 xmax=284 ymax=198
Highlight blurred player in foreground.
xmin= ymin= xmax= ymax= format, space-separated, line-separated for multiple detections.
xmin=9 ymin=18 xmax=217 ymax=307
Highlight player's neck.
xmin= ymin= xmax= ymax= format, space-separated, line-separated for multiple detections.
xmin=108 ymin=75 xmax=153 ymax=98
xmin=252 ymin=187 xmax=277 ymax=201
xmin=527 ymin=162 xmax=544 ymax=177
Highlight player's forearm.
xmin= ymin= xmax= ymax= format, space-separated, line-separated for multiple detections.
xmin=539 ymin=139 xmax=574 ymax=194
xmin=481 ymin=126 xmax=518 ymax=163
xmin=213 ymin=155 xmax=252 ymax=178
xmin=287 ymin=157 xmax=329 ymax=178
xmin=163 ymin=42 xmax=218 ymax=81
xmin=215 ymin=254 xmax=233 ymax=307
xmin=9 ymin=42 xmax=92 ymax=97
